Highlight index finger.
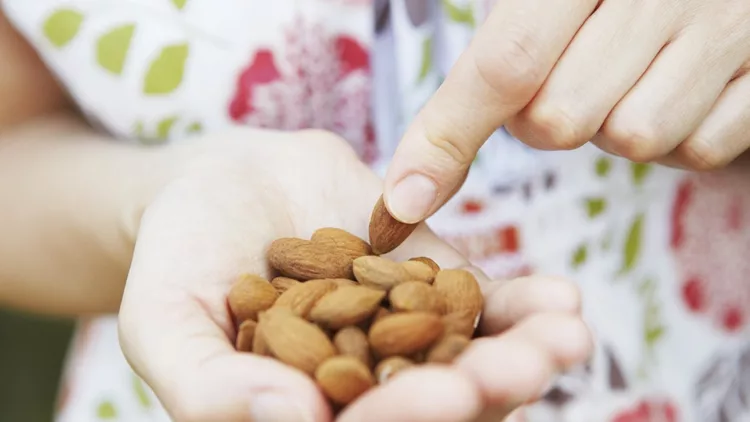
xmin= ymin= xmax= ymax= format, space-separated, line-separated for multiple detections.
xmin=383 ymin=0 xmax=599 ymax=224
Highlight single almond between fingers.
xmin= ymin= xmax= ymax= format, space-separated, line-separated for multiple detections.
xmin=268 ymin=238 xmax=354 ymax=280
xmin=315 ymin=356 xmax=375 ymax=405
xmin=389 ymin=281 xmax=446 ymax=314
xmin=227 ymin=274 xmax=278 ymax=322
xmin=309 ymin=286 xmax=385 ymax=329
xmin=259 ymin=308 xmax=336 ymax=375
xmin=368 ymin=195 xmax=418 ymax=254
xmin=368 ymin=312 xmax=444 ymax=357
xmin=333 ymin=326 xmax=372 ymax=368
xmin=353 ymin=255 xmax=412 ymax=291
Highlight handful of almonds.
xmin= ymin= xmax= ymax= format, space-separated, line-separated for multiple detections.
xmin=228 ymin=196 xmax=484 ymax=408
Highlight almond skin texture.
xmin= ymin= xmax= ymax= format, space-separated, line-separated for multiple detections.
xmin=235 ymin=319 xmax=257 ymax=352
xmin=271 ymin=277 xmax=300 ymax=294
xmin=309 ymin=286 xmax=386 ymax=329
xmin=442 ymin=310 xmax=478 ymax=338
xmin=390 ymin=281 xmax=446 ymax=314
xmin=311 ymin=228 xmax=373 ymax=260
xmin=368 ymin=312 xmax=444 ymax=357
xmin=273 ymin=279 xmax=338 ymax=318
xmin=401 ymin=260 xmax=437 ymax=284
xmin=227 ymin=274 xmax=278 ymax=322
xmin=259 ymin=308 xmax=336 ymax=375
xmin=315 ymin=356 xmax=375 ymax=405
xmin=252 ymin=322 xmax=272 ymax=356
xmin=374 ymin=356 xmax=414 ymax=384
xmin=426 ymin=334 xmax=471 ymax=364
xmin=369 ymin=195 xmax=418 ymax=254
xmin=268 ymin=238 xmax=354 ymax=280
xmin=409 ymin=256 xmax=440 ymax=274
xmin=329 ymin=278 xmax=358 ymax=288
xmin=353 ymin=255 xmax=412 ymax=291
xmin=433 ymin=269 xmax=483 ymax=326
xmin=333 ymin=326 xmax=372 ymax=368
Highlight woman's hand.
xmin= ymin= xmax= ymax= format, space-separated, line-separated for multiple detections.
xmin=117 ymin=128 xmax=592 ymax=421
xmin=384 ymin=0 xmax=750 ymax=224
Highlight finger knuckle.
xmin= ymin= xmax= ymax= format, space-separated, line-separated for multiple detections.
xmin=676 ymin=137 xmax=731 ymax=171
xmin=601 ymin=121 xmax=664 ymax=162
xmin=473 ymin=30 xmax=544 ymax=98
xmin=524 ymin=104 xmax=590 ymax=150
xmin=421 ymin=117 xmax=478 ymax=169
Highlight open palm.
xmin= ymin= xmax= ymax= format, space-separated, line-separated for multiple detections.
xmin=118 ymin=128 xmax=591 ymax=422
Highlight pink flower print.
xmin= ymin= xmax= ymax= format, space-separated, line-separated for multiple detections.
xmin=611 ymin=399 xmax=678 ymax=422
xmin=228 ymin=17 xmax=376 ymax=163
xmin=671 ymin=170 xmax=750 ymax=333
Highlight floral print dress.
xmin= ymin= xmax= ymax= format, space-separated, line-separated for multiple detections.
xmin=3 ymin=1 xmax=750 ymax=421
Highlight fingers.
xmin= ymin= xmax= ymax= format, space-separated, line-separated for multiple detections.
xmin=596 ymin=23 xmax=750 ymax=161
xmin=661 ymin=70 xmax=750 ymax=170
xmin=455 ymin=313 xmax=592 ymax=417
xmin=507 ymin=0 xmax=676 ymax=149
xmin=479 ymin=276 xmax=581 ymax=335
xmin=336 ymin=367 xmax=482 ymax=422
xmin=383 ymin=0 xmax=598 ymax=224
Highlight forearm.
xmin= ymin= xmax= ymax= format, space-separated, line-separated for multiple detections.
xmin=0 ymin=111 xmax=181 ymax=316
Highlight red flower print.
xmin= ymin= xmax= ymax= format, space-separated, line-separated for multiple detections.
xmin=670 ymin=169 xmax=750 ymax=333
xmin=611 ymin=400 xmax=678 ymax=422
xmin=459 ymin=198 xmax=485 ymax=214
xmin=228 ymin=17 xmax=377 ymax=163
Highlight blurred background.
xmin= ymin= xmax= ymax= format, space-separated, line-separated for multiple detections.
xmin=0 ymin=308 xmax=73 ymax=421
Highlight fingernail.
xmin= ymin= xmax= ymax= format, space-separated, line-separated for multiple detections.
xmin=250 ymin=392 xmax=312 ymax=422
xmin=389 ymin=174 xmax=437 ymax=223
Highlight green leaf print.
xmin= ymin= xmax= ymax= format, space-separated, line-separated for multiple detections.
xmin=96 ymin=400 xmax=117 ymax=419
xmin=442 ymin=0 xmax=475 ymax=27
xmin=631 ymin=162 xmax=652 ymax=186
xmin=585 ymin=197 xmax=607 ymax=218
xmin=143 ymin=43 xmax=189 ymax=95
xmin=571 ymin=244 xmax=588 ymax=268
xmin=186 ymin=121 xmax=203 ymax=134
xmin=595 ymin=156 xmax=612 ymax=177
xmin=156 ymin=116 xmax=179 ymax=139
xmin=96 ymin=24 xmax=135 ymax=75
xmin=43 ymin=9 xmax=84 ymax=48
xmin=619 ymin=213 xmax=644 ymax=274
xmin=171 ymin=0 xmax=188 ymax=9
xmin=132 ymin=374 xmax=152 ymax=408
xmin=417 ymin=37 xmax=432 ymax=83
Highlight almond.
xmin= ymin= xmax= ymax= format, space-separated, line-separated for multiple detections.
xmin=235 ymin=319 xmax=257 ymax=352
xmin=227 ymin=274 xmax=278 ymax=322
xmin=273 ymin=279 xmax=337 ymax=318
xmin=433 ymin=269 xmax=483 ymax=327
xmin=259 ymin=308 xmax=336 ymax=375
xmin=374 ymin=356 xmax=414 ymax=384
xmin=309 ymin=286 xmax=385 ymax=329
xmin=401 ymin=260 xmax=437 ymax=284
xmin=368 ymin=312 xmax=444 ymax=357
xmin=333 ymin=326 xmax=372 ymax=368
xmin=353 ymin=255 xmax=411 ymax=291
xmin=329 ymin=278 xmax=357 ymax=288
xmin=442 ymin=310 xmax=478 ymax=338
xmin=368 ymin=195 xmax=418 ymax=255
xmin=268 ymin=238 xmax=353 ymax=280
xmin=426 ymin=334 xmax=470 ymax=364
xmin=311 ymin=228 xmax=372 ymax=260
xmin=271 ymin=277 xmax=300 ymax=294
xmin=315 ymin=356 xmax=374 ymax=405
xmin=252 ymin=322 xmax=272 ymax=356
xmin=409 ymin=256 xmax=440 ymax=273
xmin=390 ymin=281 xmax=446 ymax=314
